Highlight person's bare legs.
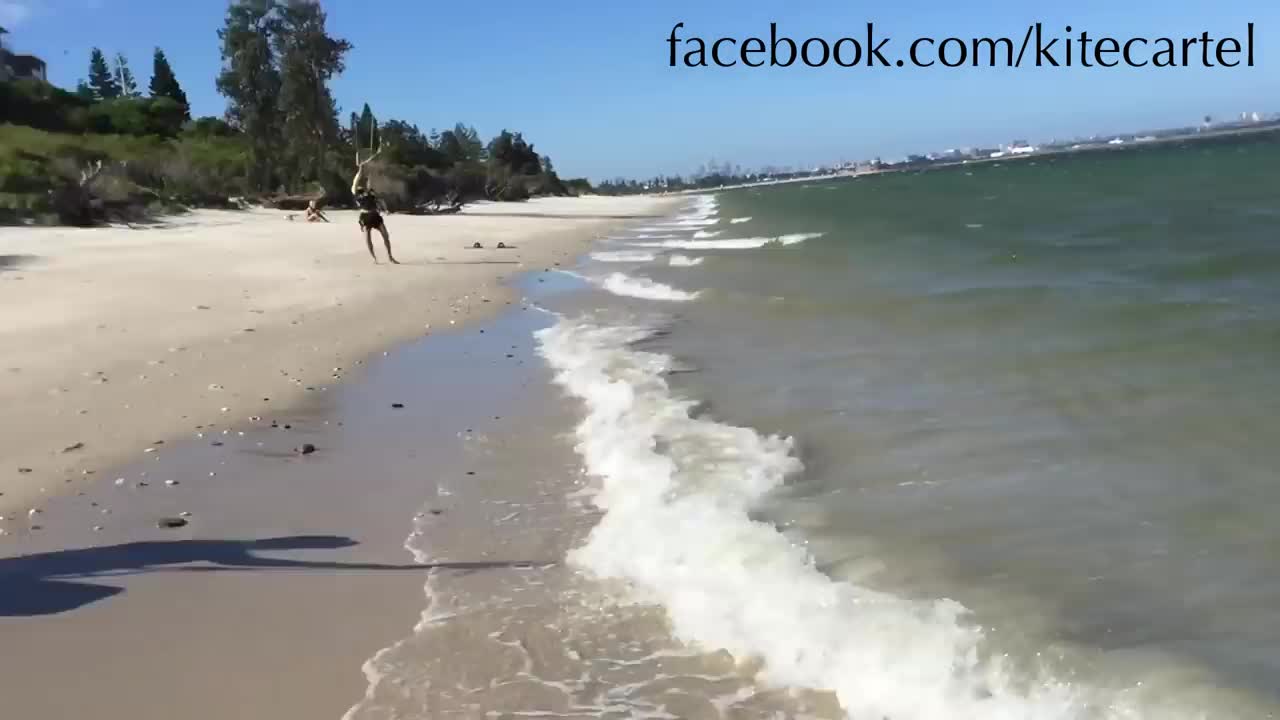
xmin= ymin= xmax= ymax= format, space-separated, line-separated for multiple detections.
xmin=363 ymin=226 xmax=378 ymax=263
xmin=379 ymin=225 xmax=399 ymax=264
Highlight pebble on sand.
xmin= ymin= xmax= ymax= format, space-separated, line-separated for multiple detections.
xmin=157 ymin=517 xmax=188 ymax=529
xmin=392 ymin=403 xmax=405 ymax=409
xmin=164 ymin=479 xmax=179 ymax=486
xmin=297 ymin=443 xmax=317 ymax=455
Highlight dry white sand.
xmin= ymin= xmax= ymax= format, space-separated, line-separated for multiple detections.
xmin=0 ymin=196 xmax=675 ymax=520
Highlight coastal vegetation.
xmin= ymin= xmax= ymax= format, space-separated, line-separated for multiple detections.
xmin=0 ymin=0 xmax=574 ymax=226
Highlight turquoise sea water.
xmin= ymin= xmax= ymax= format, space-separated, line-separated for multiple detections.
xmin=556 ymin=132 xmax=1280 ymax=717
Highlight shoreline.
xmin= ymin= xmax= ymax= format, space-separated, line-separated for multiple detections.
xmin=0 ymin=197 xmax=678 ymax=522
xmin=0 ymin=194 xmax=683 ymax=720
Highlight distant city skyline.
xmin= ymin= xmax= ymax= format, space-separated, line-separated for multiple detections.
xmin=4 ymin=0 xmax=1277 ymax=180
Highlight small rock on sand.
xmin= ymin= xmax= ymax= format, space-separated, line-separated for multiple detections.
xmin=392 ymin=403 xmax=405 ymax=409
xmin=297 ymin=443 xmax=317 ymax=455
xmin=62 ymin=442 xmax=85 ymax=453
xmin=157 ymin=517 xmax=188 ymax=529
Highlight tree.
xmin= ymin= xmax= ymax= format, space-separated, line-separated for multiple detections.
xmin=353 ymin=103 xmax=377 ymax=152
xmin=74 ymin=81 xmax=95 ymax=101
xmin=437 ymin=123 xmax=483 ymax=165
xmin=380 ymin=119 xmax=446 ymax=168
xmin=217 ymin=0 xmax=282 ymax=190
xmin=114 ymin=53 xmax=140 ymax=97
xmin=149 ymin=48 xmax=190 ymax=119
xmin=272 ymin=0 xmax=351 ymax=187
xmin=87 ymin=47 xmax=121 ymax=100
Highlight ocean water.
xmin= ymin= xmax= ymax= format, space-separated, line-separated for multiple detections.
xmin=534 ymin=132 xmax=1280 ymax=718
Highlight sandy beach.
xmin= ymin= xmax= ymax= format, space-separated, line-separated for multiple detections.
xmin=0 ymin=194 xmax=678 ymax=720
xmin=0 ymin=196 xmax=670 ymax=519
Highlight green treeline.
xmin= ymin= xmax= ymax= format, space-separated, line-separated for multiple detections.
xmin=0 ymin=0 xmax=588 ymax=225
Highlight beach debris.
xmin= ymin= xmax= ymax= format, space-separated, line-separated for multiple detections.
xmin=220 ymin=407 xmax=230 ymax=413
xmin=429 ymin=509 xmax=443 ymax=515
xmin=17 ymin=467 xmax=32 ymax=474
xmin=471 ymin=242 xmax=483 ymax=249
xmin=157 ymin=517 xmax=188 ymax=529
xmin=164 ymin=479 xmax=179 ymax=486
xmin=28 ymin=508 xmax=41 ymax=518
xmin=93 ymin=525 xmax=103 ymax=532
xmin=209 ymin=384 xmax=225 ymax=391
xmin=195 ymin=305 xmax=211 ymax=310
xmin=115 ymin=478 xmax=126 ymax=485
xmin=497 ymin=242 xmax=509 ymax=249
xmin=297 ymin=443 xmax=317 ymax=456
xmin=211 ymin=441 xmax=224 ymax=447
xmin=179 ymin=511 xmax=192 ymax=518
xmin=62 ymin=442 xmax=86 ymax=453
xmin=144 ymin=448 xmax=156 ymax=454
xmin=392 ymin=403 xmax=405 ymax=409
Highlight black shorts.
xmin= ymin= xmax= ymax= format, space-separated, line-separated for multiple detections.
xmin=359 ymin=211 xmax=384 ymax=231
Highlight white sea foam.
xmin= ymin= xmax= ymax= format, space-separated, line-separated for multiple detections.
xmin=652 ymin=217 xmax=720 ymax=229
xmin=534 ymin=315 xmax=1182 ymax=720
xmin=730 ymin=216 xmax=752 ymax=224
xmin=599 ymin=273 xmax=700 ymax=301
xmin=633 ymin=232 xmax=823 ymax=250
xmin=668 ymin=255 xmax=704 ymax=267
xmin=692 ymin=230 xmax=722 ymax=239
xmin=591 ymin=251 xmax=658 ymax=263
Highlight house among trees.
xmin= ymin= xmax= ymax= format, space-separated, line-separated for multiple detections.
xmin=0 ymin=26 xmax=48 ymax=82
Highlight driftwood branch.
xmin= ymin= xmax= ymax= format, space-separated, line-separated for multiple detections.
xmin=79 ymin=160 xmax=104 ymax=187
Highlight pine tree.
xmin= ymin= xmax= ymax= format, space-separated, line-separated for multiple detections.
xmin=114 ymin=53 xmax=140 ymax=97
xmin=355 ymin=103 xmax=377 ymax=152
xmin=74 ymin=80 xmax=95 ymax=101
xmin=273 ymin=0 xmax=351 ymax=184
xmin=217 ymin=0 xmax=283 ymax=190
xmin=87 ymin=47 xmax=120 ymax=100
xmin=149 ymin=48 xmax=190 ymax=118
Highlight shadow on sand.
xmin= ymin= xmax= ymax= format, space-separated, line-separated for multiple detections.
xmin=0 ymin=254 xmax=38 ymax=273
xmin=0 ymin=535 xmax=553 ymax=617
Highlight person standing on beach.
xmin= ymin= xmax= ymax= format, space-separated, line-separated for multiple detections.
xmin=351 ymin=150 xmax=399 ymax=264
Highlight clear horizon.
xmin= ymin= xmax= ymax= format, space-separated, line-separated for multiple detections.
xmin=3 ymin=0 xmax=1276 ymax=180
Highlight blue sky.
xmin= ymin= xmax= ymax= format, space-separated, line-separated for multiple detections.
xmin=3 ymin=0 xmax=1276 ymax=180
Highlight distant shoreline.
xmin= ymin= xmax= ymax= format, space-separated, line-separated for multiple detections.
xmin=668 ymin=122 xmax=1280 ymax=195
